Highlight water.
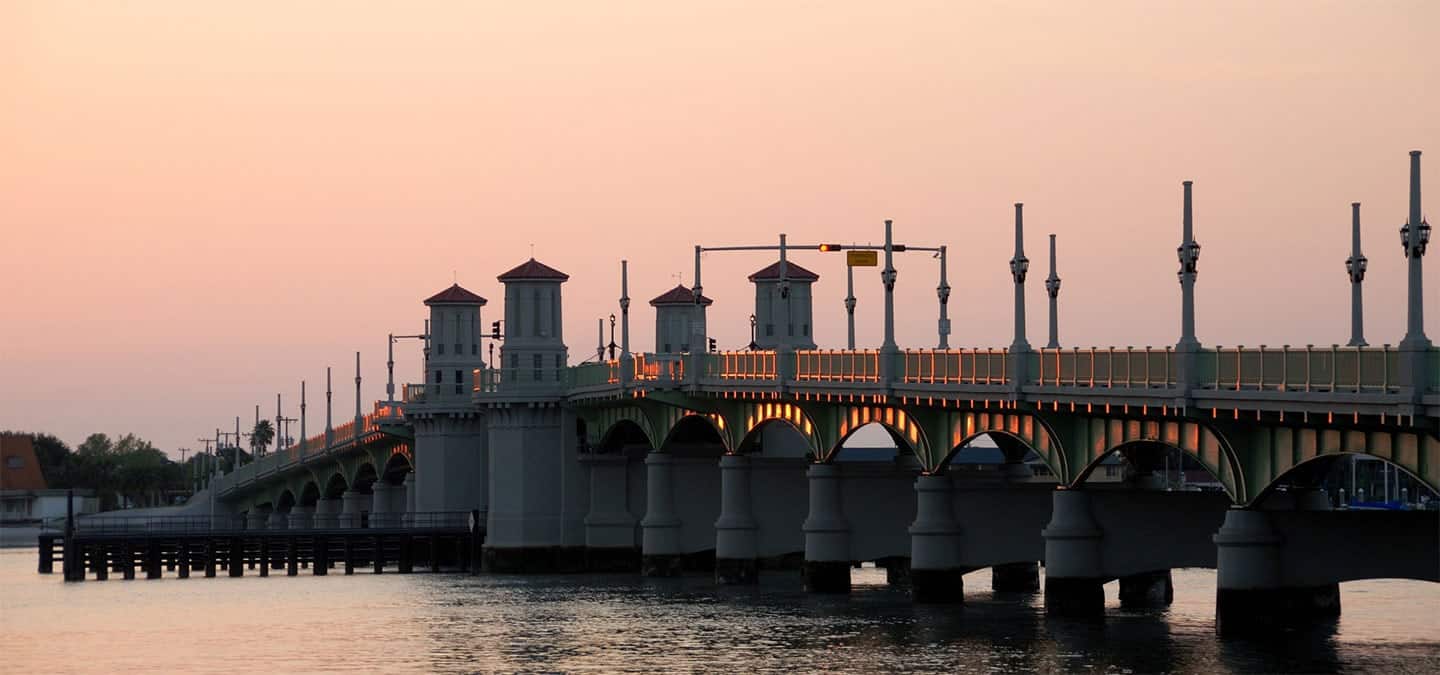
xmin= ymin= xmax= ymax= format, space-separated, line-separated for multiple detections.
xmin=2 ymin=549 xmax=1437 ymax=673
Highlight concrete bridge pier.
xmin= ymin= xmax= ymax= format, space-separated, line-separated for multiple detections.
xmin=288 ymin=505 xmax=314 ymax=530
xmin=340 ymin=490 xmax=367 ymax=528
xmin=267 ymin=508 xmax=289 ymax=530
xmin=641 ymin=453 xmax=683 ymax=576
xmin=1118 ymin=570 xmax=1174 ymax=607
xmin=802 ymin=463 xmax=851 ymax=593
xmin=908 ymin=475 xmax=964 ymax=602
xmin=1041 ymin=489 xmax=1105 ymax=616
xmin=370 ymin=483 xmax=400 ymax=528
xmin=714 ymin=454 xmax=759 ymax=584
xmin=581 ymin=453 xmax=638 ymax=571
xmin=402 ymin=472 xmax=416 ymax=527
xmin=313 ymin=499 xmax=340 ymax=529
xmin=1212 ymin=508 xmax=1328 ymax=636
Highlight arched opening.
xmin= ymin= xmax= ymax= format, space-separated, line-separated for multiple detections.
xmin=352 ymin=463 xmax=378 ymax=496
xmin=1073 ymin=440 xmax=1230 ymax=495
xmin=380 ymin=452 xmax=412 ymax=486
xmin=735 ymin=418 xmax=809 ymax=459
xmin=1255 ymin=452 xmax=1439 ymax=510
xmin=274 ymin=490 xmax=296 ymax=514
xmin=832 ymin=422 xmax=916 ymax=465
xmin=299 ymin=481 xmax=320 ymax=507
xmin=600 ymin=419 xmax=655 ymax=459
xmin=322 ymin=473 xmax=348 ymax=500
xmin=661 ymin=414 xmax=726 ymax=458
xmin=942 ymin=432 xmax=1050 ymax=480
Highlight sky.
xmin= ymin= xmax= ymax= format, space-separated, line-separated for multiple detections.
xmin=1 ymin=1 xmax=1436 ymax=457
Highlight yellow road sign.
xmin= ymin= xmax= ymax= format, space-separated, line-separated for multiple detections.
xmin=847 ymin=250 xmax=878 ymax=267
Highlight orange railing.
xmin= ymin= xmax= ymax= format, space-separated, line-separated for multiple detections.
xmin=795 ymin=350 xmax=881 ymax=382
xmin=902 ymin=349 xmax=1009 ymax=385
xmin=708 ymin=350 xmax=778 ymax=380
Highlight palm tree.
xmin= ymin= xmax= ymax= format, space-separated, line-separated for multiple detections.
xmin=251 ymin=419 xmax=275 ymax=456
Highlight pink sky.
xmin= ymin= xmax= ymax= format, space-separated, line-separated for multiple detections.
xmin=2 ymin=1 xmax=1436 ymax=456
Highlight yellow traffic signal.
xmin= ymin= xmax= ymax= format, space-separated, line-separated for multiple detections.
xmin=819 ymin=244 xmax=843 ymax=252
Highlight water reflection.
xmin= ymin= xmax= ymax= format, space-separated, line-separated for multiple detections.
xmin=2 ymin=552 xmax=1436 ymax=673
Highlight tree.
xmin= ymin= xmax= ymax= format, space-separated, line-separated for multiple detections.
xmin=251 ymin=419 xmax=275 ymax=456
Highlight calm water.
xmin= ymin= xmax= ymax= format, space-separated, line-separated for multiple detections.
xmin=2 ymin=548 xmax=1437 ymax=673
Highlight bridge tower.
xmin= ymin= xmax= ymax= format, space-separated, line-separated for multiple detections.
xmin=749 ymin=259 xmax=818 ymax=350
xmin=650 ymin=286 xmax=712 ymax=353
xmin=409 ymin=283 xmax=488 ymax=515
xmin=484 ymin=258 xmax=586 ymax=572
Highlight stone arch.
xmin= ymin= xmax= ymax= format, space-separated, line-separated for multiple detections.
xmin=940 ymin=430 xmax=1058 ymax=479
xmin=737 ymin=403 xmax=822 ymax=458
xmin=1249 ymin=450 xmax=1440 ymax=508
xmin=658 ymin=413 xmax=729 ymax=455
xmin=299 ymin=480 xmax=320 ymax=507
xmin=941 ymin=411 xmax=1067 ymax=479
xmin=351 ymin=462 xmax=379 ymax=494
xmin=1225 ymin=425 xmax=1440 ymax=506
xmin=321 ymin=472 xmax=348 ymax=499
xmin=274 ymin=489 xmax=296 ymax=514
xmin=1071 ymin=439 xmax=1229 ymax=492
xmin=582 ymin=405 xmax=660 ymax=453
xmin=831 ymin=419 xmax=925 ymax=465
xmin=598 ymin=419 xmax=657 ymax=455
xmin=380 ymin=451 xmax=412 ymax=485
xmin=1066 ymin=419 xmax=1244 ymax=503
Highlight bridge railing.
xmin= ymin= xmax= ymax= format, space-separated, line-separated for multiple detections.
xmin=1202 ymin=345 xmax=1398 ymax=393
xmin=1030 ymin=347 xmax=1177 ymax=388
xmin=902 ymin=349 xmax=1009 ymax=385
xmin=704 ymin=350 xmax=779 ymax=383
xmin=795 ymin=350 xmax=881 ymax=382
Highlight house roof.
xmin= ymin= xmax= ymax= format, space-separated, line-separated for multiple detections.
xmin=497 ymin=258 xmax=570 ymax=282
xmin=423 ymin=284 xmax=487 ymax=306
xmin=747 ymin=260 xmax=819 ymax=282
xmin=0 ymin=434 xmax=48 ymax=491
xmin=649 ymin=285 xmax=714 ymax=307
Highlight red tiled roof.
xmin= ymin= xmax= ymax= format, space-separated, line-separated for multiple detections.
xmin=649 ymin=285 xmax=714 ymax=307
xmin=747 ymin=260 xmax=819 ymax=282
xmin=497 ymin=258 xmax=570 ymax=282
xmin=0 ymin=434 xmax=48 ymax=491
xmin=423 ymin=284 xmax=487 ymax=306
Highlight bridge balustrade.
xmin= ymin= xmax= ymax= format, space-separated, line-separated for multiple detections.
xmin=404 ymin=383 xmax=429 ymax=403
xmin=902 ymin=349 xmax=1009 ymax=385
xmin=1206 ymin=345 xmax=1399 ymax=393
xmin=705 ymin=350 xmax=778 ymax=383
xmin=1031 ymin=347 xmax=1176 ymax=388
xmin=795 ymin=350 xmax=881 ymax=383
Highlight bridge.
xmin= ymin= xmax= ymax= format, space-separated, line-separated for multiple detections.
xmin=194 ymin=150 xmax=1436 ymax=636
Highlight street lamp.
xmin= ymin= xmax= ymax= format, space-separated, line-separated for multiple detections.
xmin=1401 ymin=218 xmax=1431 ymax=258
xmin=607 ymin=313 xmax=618 ymax=360
xmin=747 ymin=314 xmax=758 ymax=351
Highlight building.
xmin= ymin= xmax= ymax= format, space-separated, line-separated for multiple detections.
xmin=0 ymin=433 xmax=96 ymax=523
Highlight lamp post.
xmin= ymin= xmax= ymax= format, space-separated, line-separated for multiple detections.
xmin=1346 ymin=203 xmax=1368 ymax=347
xmin=1400 ymin=150 xmax=1430 ymax=350
xmin=1045 ymin=234 xmax=1061 ymax=349
xmin=1176 ymin=182 xmax=1202 ymax=351
xmin=1009 ymin=204 xmax=1030 ymax=352
xmin=608 ymin=314 xmax=618 ymax=359
xmin=748 ymin=314 xmax=758 ymax=351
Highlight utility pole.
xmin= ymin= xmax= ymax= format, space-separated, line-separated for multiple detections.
xmin=1346 ymin=202 xmax=1367 ymax=347
xmin=1045 ymin=234 xmax=1062 ymax=349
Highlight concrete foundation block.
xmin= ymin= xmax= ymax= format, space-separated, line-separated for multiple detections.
xmin=715 ymin=557 xmax=758 ymax=585
xmin=642 ymin=553 xmax=684 ymax=577
xmin=1216 ymin=584 xmax=1341 ymax=636
xmin=1119 ymin=569 xmax=1174 ymax=608
xmin=482 ymin=546 xmax=585 ymax=574
xmin=1045 ymin=576 xmax=1105 ymax=617
xmin=802 ymin=560 xmax=851 ymax=593
xmin=911 ymin=568 xmax=965 ymax=603
xmin=992 ymin=561 xmax=1040 ymax=592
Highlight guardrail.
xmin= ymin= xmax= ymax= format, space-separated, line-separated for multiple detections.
xmin=797 ymin=350 xmax=881 ymax=383
xmin=49 ymin=511 xmax=478 ymax=535
xmin=1202 ymin=344 xmax=1399 ymax=393
xmin=902 ymin=349 xmax=1009 ymax=385
xmin=1030 ymin=347 xmax=1176 ymax=388
xmin=705 ymin=351 xmax=778 ymax=381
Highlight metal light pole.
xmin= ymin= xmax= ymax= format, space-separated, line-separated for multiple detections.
xmin=881 ymin=221 xmax=898 ymax=353
xmin=748 ymin=314 xmax=758 ymax=351
xmin=936 ymin=245 xmax=951 ymax=349
xmin=845 ymin=264 xmax=857 ymax=350
xmin=1009 ymin=205 xmax=1030 ymax=352
xmin=1400 ymin=150 xmax=1431 ymax=349
xmin=325 ymin=367 xmax=334 ymax=449
xmin=1177 ymin=182 xmax=1202 ymax=351
xmin=1045 ymin=234 xmax=1061 ymax=349
xmin=1346 ymin=202 xmax=1368 ymax=346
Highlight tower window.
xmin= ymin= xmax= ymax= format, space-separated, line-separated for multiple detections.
xmin=803 ymin=323 xmax=809 ymax=336
xmin=435 ymin=369 xmax=443 ymax=384
xmin=455 ymin=370 xmax=464 ymax=394
xmin=555 ymin=354 xmax=564 ymax=381
xmin=437 ymin=344 xmax=445 ymax=355
xmin=533 ymin=354 xmax=543 ymax=381
xmin=472 ymin=344 xmax=477 ymax=355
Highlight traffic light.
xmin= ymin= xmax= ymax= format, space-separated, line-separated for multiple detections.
xmin=818 ymin=244 xmax=844 ymax=252
xmin=491 ymin=320 xmax=501 ymax=338
xmin=708 ymin=337 xmax=717 ymax=352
